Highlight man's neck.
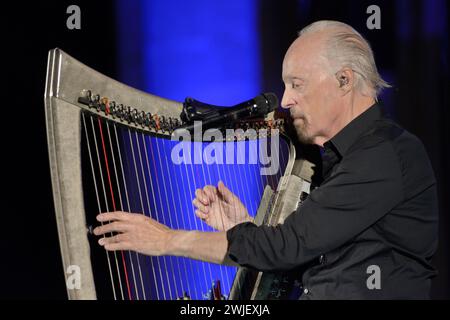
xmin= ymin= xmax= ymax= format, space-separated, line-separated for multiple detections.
xmin=314 ymin=95 xmax=376 ymax=147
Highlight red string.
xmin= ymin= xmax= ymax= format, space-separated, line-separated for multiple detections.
xmin=98 ymin=118 xmax=133 ymax=300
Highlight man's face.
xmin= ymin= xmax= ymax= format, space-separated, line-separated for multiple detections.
xmin=281 ymin=34 xmax=342 ymax=145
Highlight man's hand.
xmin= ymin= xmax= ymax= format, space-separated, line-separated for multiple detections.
xmin=93 ymin=211 xmax=173 ymax=256
xmin=193 ymin=181 xmax=252 ymax=231
xmin=93 ymin=211 xmax=231 ymax=265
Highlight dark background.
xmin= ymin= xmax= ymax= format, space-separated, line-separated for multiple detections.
xmin=3 ymin=0 xmax=449 ymax=299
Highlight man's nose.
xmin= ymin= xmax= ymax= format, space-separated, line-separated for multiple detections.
xmin=281 ymin=90 xmax=294 ymax=109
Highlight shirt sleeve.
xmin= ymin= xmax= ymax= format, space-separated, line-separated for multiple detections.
xmin=226 ymin=139 xmax=404 ymax=271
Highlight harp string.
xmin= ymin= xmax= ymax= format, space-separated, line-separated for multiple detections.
xmin=237 ymin=140 xmax=261 ymax=297
xmin=221 ymin=143 xmax=246 ymax=298
xmin=165 ymin=137 xmax=200 ymax=299
xmin=105 ymin=121 xmax=140 ymax=299
xmin=193 ymin=141 xmax=220 ymax=295
xmin=88 ymin=115 xmax=125 ymax=300
xmin=150 ymin=135 xmax=182 ymax=299
xmin=127 ymin=129 xmax=166 ymax=300
xmin=97 ymin=118 xmax=133 ymax=299
xmin=131 ymin=131 xmax=160 ymax=299
xmin=151 ymin=135 xmax=183 ymax=298
xmin=128 ymin=132 xmax=162 ymax=300
xmin=84 ymin=111 xmax=289 ymax=300
xmin=185 ymin=144 xmax=212 ymax=297
xmin=110 ymin=122 xmax=148 ymax=300
xmin=228 ymin=142 xmax=252 ymax=295
xmin=240 ymin=141 xmax=259 ymax=222
xmin=239 ymin=151 xmax=255 ymax=216
xmin=158 ymin=137 xmax=194 ymax=299
xmin=82 ymin=113 xmax=118 ymax=300
xmin=177 ymin=140 xmax=209 ymax=298
xmin=201 ymin=145 xmax=228 ymax=295
xmin=210 ymin=150 xmax=233 ymax=294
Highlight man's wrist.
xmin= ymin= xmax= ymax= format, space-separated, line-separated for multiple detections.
xmin=165 ymin=229 xmax=194 ymax=257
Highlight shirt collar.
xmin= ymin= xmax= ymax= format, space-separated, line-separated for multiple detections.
xmin=324 ymin=103 xmax=383 ymax=157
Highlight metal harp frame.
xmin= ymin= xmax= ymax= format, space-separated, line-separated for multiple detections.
xmin=45 ymin=48 xmax=182 ymax=299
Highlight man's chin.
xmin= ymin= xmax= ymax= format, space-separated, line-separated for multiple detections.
xmin=295 ymin=128 xmax=314 ymax=145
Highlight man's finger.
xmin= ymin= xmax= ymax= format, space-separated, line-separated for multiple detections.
xmin=98 ymin=233 xmax=127 ymax=245
xmin=195 ymin=209 xmax=209 ymax=220
xmin=193 ymin=198 xmax=209 ymax=213
xmin=195 ymin=188 xmax=209 ymax=205
xmin=94 ymin=222 xmax=128 ymax=235
xmin=217 ymin=181 xmax=234 ymax=203
xmin=97 ymin=211 xmax=130 ymax=222
xmin=203 ymin=185 xmax=217 ymax=200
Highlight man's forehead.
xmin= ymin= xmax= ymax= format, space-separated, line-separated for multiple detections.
xmin=289 ymin=32 xmax=326 ymax=52
xmin=282 ymin=51 xmax=311 ymax=80
xmin=282 ymin=35 xmax=329 ymax=79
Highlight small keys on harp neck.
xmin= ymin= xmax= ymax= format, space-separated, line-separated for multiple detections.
xmin=77 ymin=90 xmax=286 ymax=139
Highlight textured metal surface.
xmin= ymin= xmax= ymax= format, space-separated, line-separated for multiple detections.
xmin=48 ymin=48 xmax=182 ymax=118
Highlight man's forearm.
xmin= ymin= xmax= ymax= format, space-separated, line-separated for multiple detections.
xmin=167 ymin=230 xmax=237 ymax=266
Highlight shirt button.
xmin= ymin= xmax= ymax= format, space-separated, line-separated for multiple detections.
xmin=303 ymin=288 xmax=309 ymax=295
xmin=319 ymin=254 xmax=326 ymax=264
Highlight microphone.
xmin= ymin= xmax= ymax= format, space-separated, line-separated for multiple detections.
xmin=179 ymin=92 xmax=278 ymax=132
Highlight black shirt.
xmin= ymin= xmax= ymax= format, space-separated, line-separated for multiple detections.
xmin=226 ymin=104 xmax=439 ymax=299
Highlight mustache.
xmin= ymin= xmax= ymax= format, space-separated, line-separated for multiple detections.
xmin=290 ymin=111 xmax=306 ymax=120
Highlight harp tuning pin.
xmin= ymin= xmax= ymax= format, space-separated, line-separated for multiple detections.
xmin=137 ymin=111 xmax=145 ymax=126
xmin=80 ymin=89 xmax=91 ymax=98
xmin=125 ymin=106 xmax=132 ymax=123
xmin=77 ymin=90 xmax=93 ymax=107
xmin=117 ymin=104 xmax=125 ymax=120
xmin=154 ymin=115 xmax=161 ymax=131
xmin=131 ymin=109 xmax=139 ymax=123
xmin=91 ymin=94 xmax=100 ymax=112
xmin=145 ymin=112 xmax=152 ymax=128
xmin=163 ymin=117 xmax=170 ymax=132
xmin=109 ymin=101 xmax=117 ymax=117
xmin=100 ymin=97 xmax=109 ymax=114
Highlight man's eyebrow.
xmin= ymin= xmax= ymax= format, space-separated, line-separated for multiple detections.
xmin=282 ymin=76 xmax=305 ymax=82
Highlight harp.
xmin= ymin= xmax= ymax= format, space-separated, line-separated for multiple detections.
xmin=45 ymin=48 xmax=314 ymax=300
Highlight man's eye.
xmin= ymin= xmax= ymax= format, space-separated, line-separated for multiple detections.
xmin=292 ymin=83 xmax=301 ymax=89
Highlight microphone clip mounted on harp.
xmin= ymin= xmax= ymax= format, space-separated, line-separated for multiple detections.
xmin=178 ymin=92 xmax=278 ymax=133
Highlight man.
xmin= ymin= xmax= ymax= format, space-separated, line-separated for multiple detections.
xmin=94 ymin=21 xmax=439 ymax=299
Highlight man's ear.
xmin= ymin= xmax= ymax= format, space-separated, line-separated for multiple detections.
xmin=335 ymin=68 xmax=354 ymax=94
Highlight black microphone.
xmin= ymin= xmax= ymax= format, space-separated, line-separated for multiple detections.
xmin=179 ymin=92 xmax=278 ymax=132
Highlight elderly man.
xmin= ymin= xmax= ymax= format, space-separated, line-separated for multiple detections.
xmin=94 ymin=21 xmax=438 ymax=299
